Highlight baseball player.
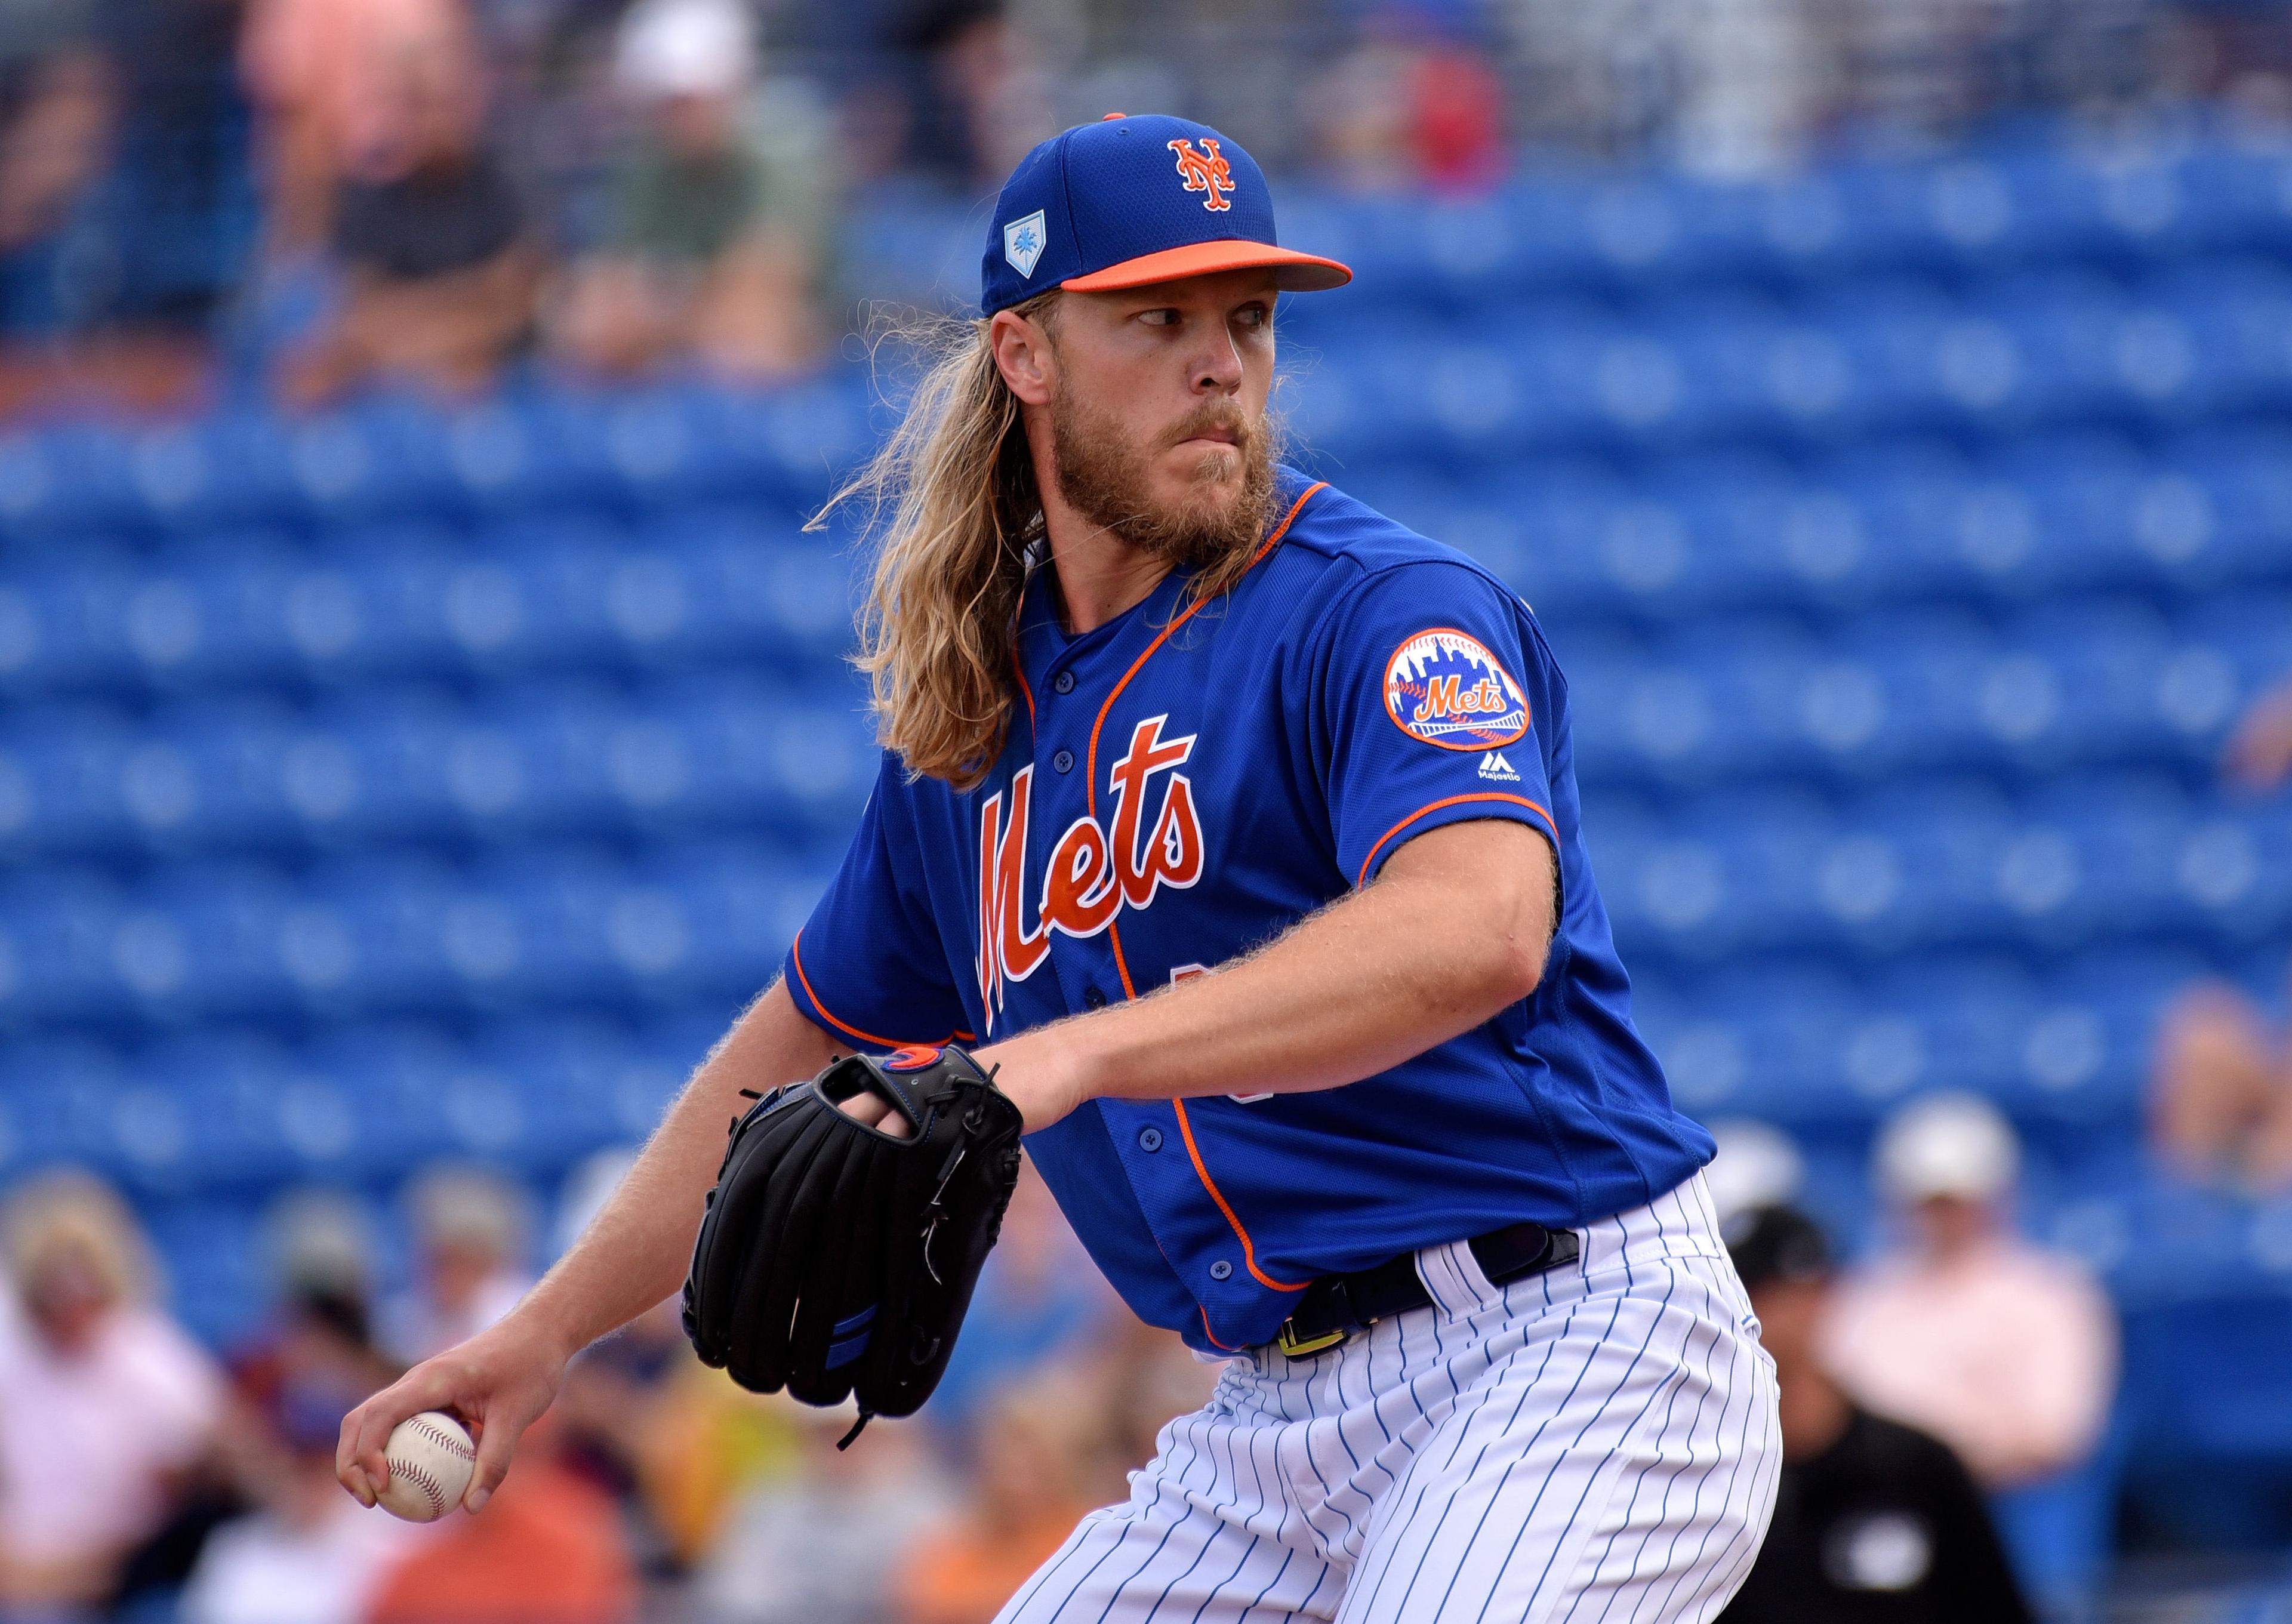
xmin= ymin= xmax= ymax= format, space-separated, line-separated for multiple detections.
xmin=340 ymin=113 xmax=1780 ymax=1622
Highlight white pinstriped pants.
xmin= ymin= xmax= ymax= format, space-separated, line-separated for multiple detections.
xmin=997 ymin=1174 xmax=1781 ymax=1624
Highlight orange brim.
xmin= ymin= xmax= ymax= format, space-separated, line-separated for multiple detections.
xmin=1061 ymin=240 xmax=1353 ymax=294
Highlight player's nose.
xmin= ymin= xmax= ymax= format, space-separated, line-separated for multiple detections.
xmin=1189 ymin=327 xmax=1246 ymax=395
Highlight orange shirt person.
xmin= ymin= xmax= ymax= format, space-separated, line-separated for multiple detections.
xmin=895 ymin=1388 xmax=1098 ymax=1624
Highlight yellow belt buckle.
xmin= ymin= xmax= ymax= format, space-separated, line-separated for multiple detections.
xmin=1276 ymin=1321 xmax=1348 ymax=1359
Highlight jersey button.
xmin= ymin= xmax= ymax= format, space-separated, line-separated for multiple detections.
xmin=1209 ymin=1259 xmax=1234 ymax=1281
xmin=1052 ymin=748 xmax=1076 ymax=773
xmin=1137 ymin=1126 xmax=1163 ymax=1152
xmin=1052 ymin=671 xmax=1076 ymax=695
xmin=1083 ymin=987 xmax=1107 ymax=1009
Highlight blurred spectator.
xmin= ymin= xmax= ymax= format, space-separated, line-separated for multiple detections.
xmin=543 ymin=1151 xmax=704 ymax=1573
xmin=635 ymin=1355 xmax=803 ymax=1570
xmin=840 ymin=0 xmax=1049 ymax=191
xmin=2154 ymin=672 xmax=2292 ymax=1189
xmin=546 ymin=1158 xmax=799 ymax=1569
xmin=233 ymin=1189 xmax=393 ymax=1436
xmin=276 ymin=14 xmax=536 ymax=405
xmin=362 ymin=1415 xmax=636 ymax=1624
xmin=239 ymin=0 xmax=470 ymax=254
xmin=1056 ymin=1315 xmax=1221 ymax=1501
xmin=1312 ymin=32 xmax=1507 ymax=194
xmin=1825 ymin=1095 xmax=2117 ymax=1490
xmin=1705 ymin=1118 xmax=1809 ymax=1227
xmin=183 ymin=1291 xmax=412 ymax=1624
xmin=378 ymin=1166 xmax=534 ymax=1366
xmin=693 ymin=1401 xmax=952 ymax=1624
xmin=2155 ymin=984 xmax=2292 ymax=1191
xmin=0 ymin=1169 xmax=225 ymax=1613
xmin=0 ymin=0 xmax=260 ymax=418
xmin=0 ymin=14 xmax=115 ymax=313
xmin=550 ymin=0 xmax=831 ymax=382
xmin=1718 ymin=1204 xmax=2032 ymax=1624
xmin=2226 ymin=674 xmax=2292 ymax=793
xmin=925 ymin=1158 xmax=1118 ymax=1438
xmin=892 ymin=1383 xmax=1099 ymax=1624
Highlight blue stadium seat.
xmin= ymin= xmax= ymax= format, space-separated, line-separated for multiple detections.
xmin=291 ymin=853 xmax=469 ymax=1016
xmin=0 ymin=1036 xmax=130 ymax=1174
xmin=1860 ymin=956 xmax=2045 ymax=1108
xmin=2156 ymin=427 xmax=2292 ymax=590
xmin=2145 ymin=259 xmax=2292 ymax=419
xmin=146 ymin=1201 xmax=271 ymax=1347
xmin=634 ymin=838 xmax=824 ymax=997
xmin=298 ymin=1021 xmax=469 ymax=1168
xmin=466 ymin=1015 xmax=647 ymax=1166
xmin=638 ymin=504 xmax=858 ymax=671
xmin=1635 ymin=962 xmax=1868 ymax=1125
xmin=1862 ymin=778 xmax=2022 ymax=950
xmin=1815 ymin=278 xmax=1993 ymax=440
xmin=2007 ymin=597 xmax=2199 ymax=772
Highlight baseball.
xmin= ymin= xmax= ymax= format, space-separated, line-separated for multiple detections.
xmin=377 ymin=1410 xmax=477 ymax=1523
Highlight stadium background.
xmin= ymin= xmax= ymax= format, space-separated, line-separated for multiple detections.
xmin=0 ymin=0 xmax=2290 ymax=1617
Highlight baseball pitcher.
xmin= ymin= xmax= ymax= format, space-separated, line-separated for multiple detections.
xmin=340 ymin=114 xmax=1780 ymax=1624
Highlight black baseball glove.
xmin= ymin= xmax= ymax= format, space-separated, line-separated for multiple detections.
xmin=682 ymin=1044 xmax=1025 ymax=1442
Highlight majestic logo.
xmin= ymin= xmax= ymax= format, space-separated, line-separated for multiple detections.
xmin=1167 ymin=138 xmax=1235 ymax=212
xmin=1003 ymin=209 xmax=1048 ymax=277
xmin=976 ymin=716 xmax=1204 ymax=1023
xmin=1478 ymin=750 xmax=1521 ymax=782
xmin=1385 ymin=628 xmax=1530 ymax=751
xmin=883 ymin=1045 xmax=942 ymax=1071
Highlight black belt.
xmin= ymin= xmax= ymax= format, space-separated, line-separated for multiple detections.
xmin=1271 ymin=1221 xmax=1582 ymax=1359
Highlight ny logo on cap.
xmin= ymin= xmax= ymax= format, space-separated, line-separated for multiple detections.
xmin=1167 ymin=138 xmax=1234 ymax=212
xmin=1003 ymin=209 xmax=1047 ymax=278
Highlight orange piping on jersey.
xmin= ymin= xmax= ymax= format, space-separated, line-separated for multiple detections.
xmin=1199 ymin=1305 xmax=1239 ymax=1351
xmin=1356 ymin=793 xmax=1558 ymax=889
xmin=788 ymin=930 xmax=975 ymax=1048
xmin=1070 ymin=482 xmax=1324 ymax=1303
xmin=1088 ymin=480 xmax=1327 ymax=999
xmin=1011 ymin=644 xmax=1036 ymax=734
xmin=1172 ymin=1099 xmax=1310 ymax=1292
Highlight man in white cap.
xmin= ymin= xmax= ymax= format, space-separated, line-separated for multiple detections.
xmin=1824 ymin=1093 xmax=2116 ymax=1490
xmin=553 ymin=0 xmax=830 ymax=380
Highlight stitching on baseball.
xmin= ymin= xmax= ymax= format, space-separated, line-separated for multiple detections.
xmin=407 ymin=1417 xmax=476 ymax=1462
xmin=395 ymin=1460 xmax=447 ymax=1517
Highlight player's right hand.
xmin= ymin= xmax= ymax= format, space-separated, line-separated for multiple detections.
xmin=337 ymin=1309 xmax=571 ymax=1515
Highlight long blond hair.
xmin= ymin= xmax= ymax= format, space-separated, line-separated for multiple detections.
xmin=820 ymin=295 xmax=1271 ymax=790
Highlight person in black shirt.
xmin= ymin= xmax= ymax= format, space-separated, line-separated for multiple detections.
xmin=279 ymin=16 xmax=535 ymax=406
xmin=1718 ymin=1204 xmax=2033 ymax=1624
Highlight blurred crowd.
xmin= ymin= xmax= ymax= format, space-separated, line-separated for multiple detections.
xmin=0 ymin=1090 xmax=2130 ymax=1623
xmin=0 ymin=0 xmax=852 ymax=416
xmin=0 ymin=1149 xmax=1217 ymax=1624
xmin=2 ymin=0 xmax=2291 ymax=418
xmin=0 ymin=0 xmax=1464 ymax=420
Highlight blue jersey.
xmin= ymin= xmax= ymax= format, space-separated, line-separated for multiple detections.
xmin=785 ymin=472 xmax=1713 ymax=1352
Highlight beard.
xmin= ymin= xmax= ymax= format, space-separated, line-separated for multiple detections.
xmin=1047 ymin=387 xmax=1280 ymax=571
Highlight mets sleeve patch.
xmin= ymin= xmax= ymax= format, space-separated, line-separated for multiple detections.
xmin=1382 ymin=627 xmax=1531 ymax=751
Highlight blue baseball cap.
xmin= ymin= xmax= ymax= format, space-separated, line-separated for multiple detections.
xmin=981 ymin=113 xmax=1352 ymax=316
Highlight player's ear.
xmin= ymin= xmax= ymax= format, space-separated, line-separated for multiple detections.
xmin=989 ymin=306 xmax=1056 ymax=407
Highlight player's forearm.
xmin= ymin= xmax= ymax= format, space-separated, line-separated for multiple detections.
xmin=515 ymin=978 xmax=839 ymax=1356
xmin=988 ymin=820 xmax=1555 ymax=1123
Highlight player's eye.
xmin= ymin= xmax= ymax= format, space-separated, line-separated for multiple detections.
xmin=1138 ymin=309 xmax=1181 ymax=328
xmin=1234 ymin=304 xmax=1271 ymax=329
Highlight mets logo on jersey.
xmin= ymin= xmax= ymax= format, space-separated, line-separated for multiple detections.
xmin=1384 ymin=628 xmax=1530 ymax=751
xmin=1167 ymin=138 xmax=1235 ymax=211
xmin=975 ymin=714 xmax=1203 ymax=1022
